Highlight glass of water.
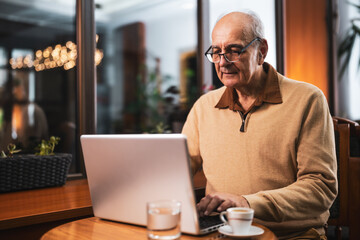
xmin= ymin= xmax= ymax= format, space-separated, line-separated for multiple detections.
xmin=147 ymin=200 xmax=181 ymax=240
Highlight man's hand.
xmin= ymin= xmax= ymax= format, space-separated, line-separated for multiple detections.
xmin=196 ymin=192 xmax=250 ymax=217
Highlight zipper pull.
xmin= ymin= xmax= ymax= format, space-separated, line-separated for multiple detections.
xmin=240 ymin=119 xmax=245 ymax=132
xmin=238 ymin=111 xmax=246 ymax=132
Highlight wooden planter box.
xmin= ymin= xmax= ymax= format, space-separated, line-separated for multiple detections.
xmin=0 ymin=153 xmax=72 ymax=193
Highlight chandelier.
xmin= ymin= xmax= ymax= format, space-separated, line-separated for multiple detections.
xmin=9 ymin=35 xmax=103 ymax=71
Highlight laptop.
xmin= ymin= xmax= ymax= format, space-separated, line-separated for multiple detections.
xmin=80 ymin=134 xmax=224 ymax=235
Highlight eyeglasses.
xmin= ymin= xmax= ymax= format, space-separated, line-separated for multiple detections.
xmin=205 ymin=37 xmax=261 ymax=63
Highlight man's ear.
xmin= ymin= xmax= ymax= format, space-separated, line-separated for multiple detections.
xmin=258 ymin=39 xmax=268 ymax=64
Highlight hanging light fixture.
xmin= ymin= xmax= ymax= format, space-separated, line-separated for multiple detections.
xmin=9 ymin=35 xmax=103 ymax=71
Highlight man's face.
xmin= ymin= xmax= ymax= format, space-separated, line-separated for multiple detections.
xmin=211 ymin=16 xmax=260 ymax=90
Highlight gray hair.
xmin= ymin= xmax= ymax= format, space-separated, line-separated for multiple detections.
xmin=245 ymin=10 xmax=265 ymax=39
xmin=214 ymin=10 xmax=265 ymax=40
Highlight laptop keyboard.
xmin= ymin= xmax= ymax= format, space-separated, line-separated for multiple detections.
xmin=199 ymin=214 xmax=224 ymax=230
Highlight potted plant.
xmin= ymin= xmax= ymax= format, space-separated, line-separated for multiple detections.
xmin=122 ymin=64 xmax=181 ymax=133
xmin=338 ymin=2 xmax=360 ymax=78
xmin=0 ymin=136 xmax=72 ymax=193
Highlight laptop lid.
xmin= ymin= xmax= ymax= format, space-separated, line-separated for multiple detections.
xmin=80 ymin=134 xmax=221 ymax=235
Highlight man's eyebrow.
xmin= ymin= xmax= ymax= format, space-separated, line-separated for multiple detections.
xmin=210 ymin=45 xmax=220 ymax=49
xmin=210 ymin=44 xmax=244 ymax=50
xmin=226 ymin=44 xmax=244 ymax=49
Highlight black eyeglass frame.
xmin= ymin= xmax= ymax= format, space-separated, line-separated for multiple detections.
xmin=204 ymin=37 xmax=262 ymax=63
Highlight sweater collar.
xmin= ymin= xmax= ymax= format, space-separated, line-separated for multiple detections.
xmin=215 ymin=62 xmax=283 ymax=112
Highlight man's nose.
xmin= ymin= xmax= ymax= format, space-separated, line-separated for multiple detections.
xmin=218 ymin=54 xmax=230 ymax=66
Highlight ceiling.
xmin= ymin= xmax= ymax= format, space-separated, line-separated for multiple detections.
xmin=0 ymin=0 xmax=169 ymax=49
xmin=0 ymin=0 xmax=169 ymax=25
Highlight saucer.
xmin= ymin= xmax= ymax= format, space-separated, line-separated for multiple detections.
xmin=218 ymin=225 xmax=264 ymax=238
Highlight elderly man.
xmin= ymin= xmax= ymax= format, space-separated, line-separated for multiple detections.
xmin=182 ymin=11 xmax=337 ymax=239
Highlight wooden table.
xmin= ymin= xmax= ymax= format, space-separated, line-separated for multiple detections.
xmin=0 ymin=179 xmax=93 ymax=230
xmin=0 ymin=170 xmax=207 ymax=240
xmin=41 ymin=217 xmax=277 ymax=240
xmin=0 ymin=179 xmax=93 ymax=240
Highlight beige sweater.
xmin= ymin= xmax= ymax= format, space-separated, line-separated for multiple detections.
xmin=182 ymin=73 xmax=337 ymax=238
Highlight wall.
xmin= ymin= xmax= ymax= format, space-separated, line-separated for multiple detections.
xmin=284 ymin=0 xmax=329 ymax=100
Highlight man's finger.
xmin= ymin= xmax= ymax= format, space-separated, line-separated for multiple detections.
xmin=204 ymin=195 xmax=224 ymax=216
xmin=217 ymin=199 xmax=235 ymax=212
xmin=197 ymin=195 xmax=212 ymax=216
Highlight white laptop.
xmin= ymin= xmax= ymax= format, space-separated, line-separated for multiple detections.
xmin=80 ymin=134 xmax=223 ymax=235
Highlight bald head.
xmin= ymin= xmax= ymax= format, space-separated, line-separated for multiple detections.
xmin=213 ymin=11 xmax=264 ymax=42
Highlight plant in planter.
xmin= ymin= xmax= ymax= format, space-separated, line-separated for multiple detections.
xmin=1 ymin=143 xmax=21 ymax=158
xmin=0 ymin=136 xmax=72 ymax=193
xmin=338 ymin=2 xmax=360 ymax=78
xmin=35 ymin=136 xmax=60 ymax=155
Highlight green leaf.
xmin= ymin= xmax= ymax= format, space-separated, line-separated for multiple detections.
xmin=338 ymin=31 xmax=356 ymax=78
xmin=6 ymin=143 xmax=21 ymax=156
xmin=353 ymin=22 xmax=360 ymax=34
xmin=35 ymin=136 xmax=60 ymax=155
xmin=347 ymin=1 xmax=360 ymax=11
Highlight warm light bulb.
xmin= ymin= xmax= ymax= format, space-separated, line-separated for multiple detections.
xmin=43 ymin=50 xmax=50 ymax=58
xmin=50 ymin=61 xmax=56 ymax=68
xmin=66 ymin=41 xmax=75 ymax=49
xmin=36 ymin=50 xmax=43 ymax=59
xmin=24 ymin=55 xmax=31 ymax=65
xmin=69 ymin=50 xmax=77 ymax=60
xmin=52 ymin=49 xmax=59 ymax=58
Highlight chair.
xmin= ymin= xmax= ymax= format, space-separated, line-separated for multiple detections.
xmin=332 ymin=116 xmax=360 ymax=157
xmin=332 ymin=117 xmax=359 ymax=134
xmin=348 ymin=155 xmax=360 ymax=240
xmin=332 ymin=117 xmax=360 ymax=240
xmin=327 ymin=118 xmax=351 ymax=240
xmin=327 ymin=117 xmax=360 ymax=240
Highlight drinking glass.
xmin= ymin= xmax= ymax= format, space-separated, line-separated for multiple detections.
xmin=147 ymin=200 xmax=181 ymax=240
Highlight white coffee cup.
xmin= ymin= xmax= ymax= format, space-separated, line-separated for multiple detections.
xmin=220 ymin=207 xmax=254 ymax=235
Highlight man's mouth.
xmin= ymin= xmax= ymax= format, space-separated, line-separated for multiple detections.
xmin=221 ymin=68 xmax=236 ymax=75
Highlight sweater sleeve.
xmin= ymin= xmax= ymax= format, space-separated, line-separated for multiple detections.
xmin=243 ymin=93 xmax=338 ymax=222
xmin=181 ymin=102 xmax=203 ymax=176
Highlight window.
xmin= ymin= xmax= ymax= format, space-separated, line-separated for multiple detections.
xmin=95 ymin=0 xmax=198 ymax=134
xmin=0 ymin=0 xmax=80 ymax=173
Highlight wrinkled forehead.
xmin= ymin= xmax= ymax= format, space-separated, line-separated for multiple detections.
xmin=211 ymin=14 xmax=253 ymax=45
xmin=211 ymin=25 xmax=247 ymax=46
